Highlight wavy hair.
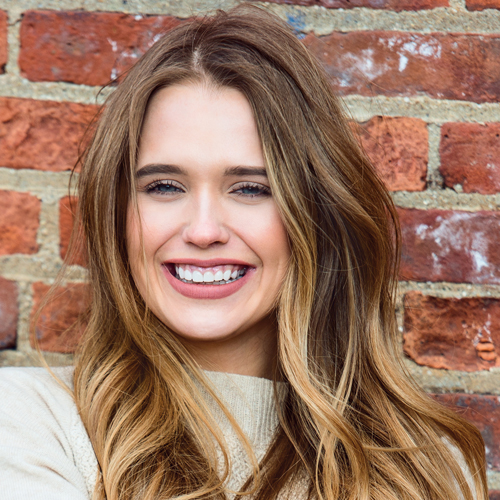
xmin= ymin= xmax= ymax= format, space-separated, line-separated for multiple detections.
xmin=69 ymin=5 xmax=488 ymax=499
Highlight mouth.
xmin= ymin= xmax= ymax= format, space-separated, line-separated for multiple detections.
xmin=165 ymin=263 xmax=248 ymax=285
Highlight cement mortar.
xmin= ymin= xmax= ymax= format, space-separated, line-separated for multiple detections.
xmin=426 ymin=123 xmax=443 ymax=189
xmin=37 ymin=200 xmax=63 ymax=258
xmin=398 ymin=281 xmax=500 ymax=299
xmin=0 ymin=349 xmax=73 ymax=367
xmin=1 ymin=0 xmax=499 ymax=34
xmin=15 ymin=280 xmax=34 ymax=351
xmin=0 ymin=168 xmax=75 ymax=195
xmin=2 ymin=75 xmax=499 ymax=125
xmin=391 ymin=190 xmax=500 ymax=210
xmin=0 ymin=254 xmax=87 ymax=281
xmin=407 ymin=358 xmax=500 ymax=395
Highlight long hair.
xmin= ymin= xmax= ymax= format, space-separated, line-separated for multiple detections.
xmin=71 ymin=5 xmax=487 ymax=499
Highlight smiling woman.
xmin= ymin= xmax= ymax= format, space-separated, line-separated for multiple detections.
xmin=0 ymin=4 xmax=488 ymax=500
xmin=128 ymin=84 xmax=289 ymax=376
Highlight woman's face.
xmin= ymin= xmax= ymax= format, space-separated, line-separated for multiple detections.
xmin=127 ymin=83 xmax=290 ymax=377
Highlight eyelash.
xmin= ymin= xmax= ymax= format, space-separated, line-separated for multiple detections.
xmin=231 ymin=182 xmax=271 ymax=198
xmin=144 ymin=180 xmax=183 ymax=195
xmin=143 ymin=180 xmax=271 ymax=198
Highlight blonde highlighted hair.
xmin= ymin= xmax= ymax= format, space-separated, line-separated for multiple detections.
xmin=68 ymin=5 xmax=487 ymax=499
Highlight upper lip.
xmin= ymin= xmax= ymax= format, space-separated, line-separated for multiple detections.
xmin=162 ymin=258 xmax=254 ymax=267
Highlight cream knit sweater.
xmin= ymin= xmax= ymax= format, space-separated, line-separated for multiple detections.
xmin=0 ymin=367 xmax=474 ymax=499
xmin=0 ymin=366 xmax=294 ymax=499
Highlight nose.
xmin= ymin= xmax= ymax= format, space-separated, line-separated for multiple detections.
xmin=182 ymin=192 xmax=230 ymax=249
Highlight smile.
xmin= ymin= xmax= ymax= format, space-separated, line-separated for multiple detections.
xmin=172 ymin=264 xmax=247 ymax=285
xmin=162 ymin=261 xmax=254 ymax=300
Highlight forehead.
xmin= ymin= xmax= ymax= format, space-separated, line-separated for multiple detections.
xmin=137 ymin=83 xmax=264 ymax=172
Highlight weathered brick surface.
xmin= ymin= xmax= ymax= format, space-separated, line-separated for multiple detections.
xmin=59 ymin=196 xmax=86 ymax=267
xmin=466 ymin=0 xmax=500 ymax=10
xmin=434 ymin=394 xmax=500 ymax=471
xmin=19 ymin=11 xmax=182 ymax=86
xmin=31 ymin=282 xmax=89 ymax=353
xmin=404 ymin=292 xmax=500 ymax=371
xmin=265 ymin=0 xmax=448 ymax=9
xmin=0 ymin=190 xmax=41 ymax=256
xmin=0 ymin=277 xmax=18 ymax=349
xmin=356 ymin=117 xmax=427 ymax=191
xmin=0 ymin=97 xmax=98 ymax=172
xmin=440 ymin=123 xmax=500 ymax=195
xmin=303 ymin=31 xmax=500 ymax=103
xmin=399 ymin=209 xmax=500 ymax=284
xmin=0 ymin=11 xmax=7 ymax=73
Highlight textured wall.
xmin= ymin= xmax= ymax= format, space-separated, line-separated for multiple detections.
xmin=0 ymin=0 xmax=499 ymax=493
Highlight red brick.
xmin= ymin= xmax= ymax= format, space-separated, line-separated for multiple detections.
xmin=467 ymin=0 xmax=500 ymax=10
xmin=0 ymin=277 xmax=17 ymax=349
xmin=440 ymin=123 xmax=500 ymax=195
xmin=267 ymin=0 xmax=448 ymax=9
xmin=0 ymin=191 xmax=41 ymax=256
xmin=303 ymin=31 xmax=500 ymax=103
xmin=59 ymin=196 xmax=86 ymax=267
xmin=404 ymin=292 xmax=500 ymax=371
xmin=356 ymin=117 xmax=427 ymax=191
xmin=0 ymin=97 xmax=98 ymax=172
xmin=0 ymin=11 xmax=7 ymax=73
xmin=31 ymin=282 xmax=89 ymax=353
xmin=399 ymin=209 xmax=500 ymax=284
xmin=19 ymin=11 xmax=182 ymax=86
xmin=434 ymin=394 xmax=500 ymax=471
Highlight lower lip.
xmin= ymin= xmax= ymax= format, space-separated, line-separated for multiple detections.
xmin=162 ymin=265 xmax=255 ymax=299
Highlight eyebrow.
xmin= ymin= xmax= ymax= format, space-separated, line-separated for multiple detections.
xmin=136 ymin=164 xmax=186 ymax=179
xmin=136 ymin=164 xmax=267 ymax=178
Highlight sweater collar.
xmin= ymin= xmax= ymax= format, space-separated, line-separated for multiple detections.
xmin=195 ymin=369 xmax=287 ymax=446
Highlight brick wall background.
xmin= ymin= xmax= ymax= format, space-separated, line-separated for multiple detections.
xmin=0 ymin=0 xmax=499 ymax=494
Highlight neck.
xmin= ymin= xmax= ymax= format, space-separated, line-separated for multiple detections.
xmin=181 ymin=319 xmax=278 ymax=379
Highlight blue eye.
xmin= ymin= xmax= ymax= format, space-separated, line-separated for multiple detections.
xmin=145 ymin=181 xmax=183 ymax=195
xmin=233 ymin=183 xmax=271 ymax=198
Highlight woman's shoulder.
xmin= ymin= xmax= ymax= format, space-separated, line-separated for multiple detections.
xmin=0 ymin=366 xmax=76 ymax=426
xmin=0 ymin=366 xmax=97 ymax=499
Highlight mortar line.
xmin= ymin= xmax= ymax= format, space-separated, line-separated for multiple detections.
xmin=15 ymin=280 xmax=34 ymax=352
xmin=0 ymin=1 xmax=499 ymax=34
xmin=426 ymin=123 xmax=444 ymax=190
xmin=36 ymin=197 xmax=64 ymax=261
xmin=449 ymin=0 xmax=467 ymax=10
xmin=5 ymin=8 xmax=21 ymax=77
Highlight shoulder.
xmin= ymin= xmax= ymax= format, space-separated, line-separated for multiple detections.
xmin=0 ymin=366 xmax=97 ymax=499
xmin=0 ymin=366 xmax=76 ymax=431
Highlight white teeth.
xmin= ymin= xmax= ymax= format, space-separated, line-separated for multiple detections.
xmin=174 ymin=264 xmax=247 ymax=284
xmin=203 ymin=271 xmax=214 ymax=282
xmin=192 ymin=271 xmax=203 ymax=283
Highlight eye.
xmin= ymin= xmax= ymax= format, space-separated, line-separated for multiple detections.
xmin=144 ymin=180 xmax=184 ymax=196
xmin=232 ymin=182 xmax=271 ymax=198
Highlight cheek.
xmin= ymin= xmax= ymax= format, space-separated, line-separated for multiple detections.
xmin=246 ymin=206 xmax=290 ymax=269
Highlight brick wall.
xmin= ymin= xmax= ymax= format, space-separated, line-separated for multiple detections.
xmin=0 ymin=0 xmax=499 ymax=493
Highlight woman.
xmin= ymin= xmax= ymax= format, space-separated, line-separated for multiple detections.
xmin=0 ymin=4 xmax=487 ymax=500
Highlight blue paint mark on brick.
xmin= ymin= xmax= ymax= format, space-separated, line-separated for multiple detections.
xmin=286 ymin=11 xmax=306 ymax=39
